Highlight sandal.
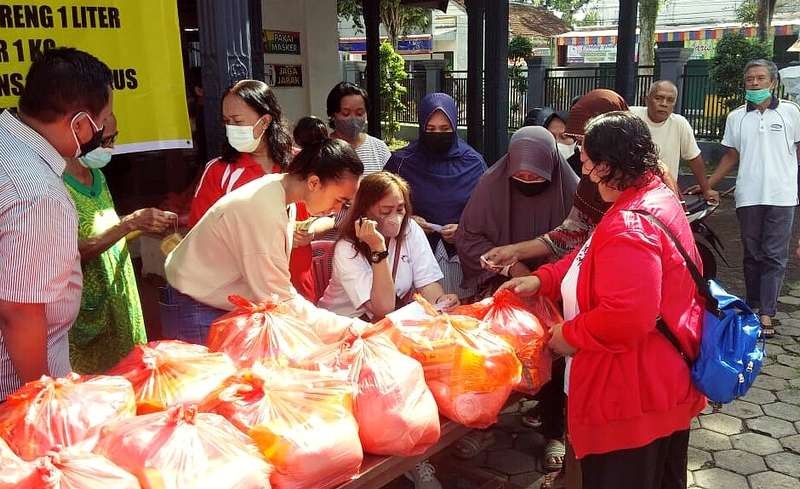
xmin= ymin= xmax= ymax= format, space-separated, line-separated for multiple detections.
xmin=542 ymin=438 xmax=566 ymax=472
xmin=761 ymin=315 xmax=775 ymax=339
xmin=454 ymin=430 xmax=496 ymax=459
xmin=521 ymin=406 xmax=543 ymax=429
xmin=540 ymin=470 xmax=565 ymax=489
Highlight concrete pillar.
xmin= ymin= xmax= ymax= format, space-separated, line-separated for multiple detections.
xmin=526 ymin=56 xmax=551 ymax=111
xmin=656 ymin=47 xmax=694 ymax=110
xmin=416 ymin=59 xmax=447 ymax=94
xmin=198 ymin=0 xmax=261 ymax=156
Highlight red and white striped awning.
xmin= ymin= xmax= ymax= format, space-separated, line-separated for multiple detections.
xmin=555 ymin=22 xmax=799 ymax=46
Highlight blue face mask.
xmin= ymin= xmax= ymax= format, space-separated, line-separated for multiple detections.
xmin=78 ymin=147 xmax=113 ymax=169
xmin=745 ymin=88 xmax=772 ymax=104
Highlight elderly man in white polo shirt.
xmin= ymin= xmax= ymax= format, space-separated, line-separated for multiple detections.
xmin=707 ymin=59 xmax=800 ymax=337
xmin=631 ymin=80 xmax=719 ymax=204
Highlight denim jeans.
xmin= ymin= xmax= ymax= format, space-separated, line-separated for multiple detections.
xmin=158 ymin=286 xmax=227 ymax=345
xmin=736 ymin=205 xmax=796 ymax=317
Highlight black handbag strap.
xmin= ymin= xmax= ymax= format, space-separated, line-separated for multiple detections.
xmin=656 ymin=317 xmax=693 ymax=368
xmin=628 ymin=209 xmax=718 ymax=312
xmin=627 ymin=209 xmax=718 ymax=368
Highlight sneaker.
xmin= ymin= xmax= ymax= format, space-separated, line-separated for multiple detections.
xmin=403 ymin=460 xmax=443 ymax=489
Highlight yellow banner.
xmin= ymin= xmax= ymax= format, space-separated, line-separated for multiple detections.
xmin=0 ymin=1 xmax=192 ymax=153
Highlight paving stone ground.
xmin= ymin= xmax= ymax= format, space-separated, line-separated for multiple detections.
xmin=385 ymin=197 xmax=800 ymax=488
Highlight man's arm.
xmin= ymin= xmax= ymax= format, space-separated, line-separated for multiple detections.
xmin=0 ymin=301 xmax=48 ymax=383
xmin=707 ymin=147 xmax=740 ymax=189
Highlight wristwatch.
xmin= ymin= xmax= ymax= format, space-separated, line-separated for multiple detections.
xmin=369 ymin=250 xmax=389 ymax=264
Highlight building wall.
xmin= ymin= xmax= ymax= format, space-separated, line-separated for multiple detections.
xmin=262 ymin=0 xmax=340 ymax=125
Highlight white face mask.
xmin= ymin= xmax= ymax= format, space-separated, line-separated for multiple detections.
xmin=377 ymin=213 xmax=404 ymax=239
xmin=557 ymin=142 xmax=576 ymax=160
xmin=78 ymin=146 xmax=114 ymax=169
xmin=225 ymin=120 xmax=265 ymax=153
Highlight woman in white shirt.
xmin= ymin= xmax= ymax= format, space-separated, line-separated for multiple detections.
xmin=319 ymin=172 xmax=458 ymax=321
xmin=162 ymin=134 xmax=365 ymax=344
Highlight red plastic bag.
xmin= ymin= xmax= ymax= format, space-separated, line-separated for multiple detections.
xmin=453 ymin=290 xmax=553 ymax=395
xmin=0 ymin=374 xmax=136 ymax=460
xmin=386 ymin=296 xmax=521 ymax=428
xmin=0 ymin=447 xmax=139 ymax=489
xmin=95 ymin=405 xmax=272 ymax=489
xmin=306 ymin=327 xmax=440 ymax=456
xmin=200 ymin=364 xmax=362 ymax=489
xmin=0 ymin=437 xmax=33 ymax=487
xmin=108 ymin=340 xmax=236 ymax=414
xmin=207 ymin=295 xmax=325 ymax=368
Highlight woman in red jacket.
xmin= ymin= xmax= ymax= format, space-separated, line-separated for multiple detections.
xmin=501 ymin=111 xmax=706 ymax=489
xmin=188 ymin=80 xmax=328 ymax=301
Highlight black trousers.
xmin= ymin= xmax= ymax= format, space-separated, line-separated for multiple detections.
xmin=581 ymin=430 xmax=689 ymax=489
xmin=537 ymin=357 xmax=566 ymax=440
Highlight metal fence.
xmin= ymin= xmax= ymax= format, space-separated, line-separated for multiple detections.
xmin=393 ymin=71 xmax=427 ymax=124
xmin=442 ymin=70 xmax=469 ymax=126
xmin=544 ymin=66 xmax=655 ymax=111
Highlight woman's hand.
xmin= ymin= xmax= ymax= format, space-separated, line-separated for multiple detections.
xmin=124 ymin=208 xmax=176 ymax=235
xmin=293 ymin=229 xmax=314 ymax=248
xmin=355 ymin=218 xmax=386 ymax=252
xmin=483 ymin=244 xmax=519 ymax=267
xmin=412 ymin=215 xmax=435 ymax=234
xmin=548 ymin=322 xmax=577 ymax=356
xmin=441 ymin=223 xmax=458 ymax=243
xmin=434 ymin=293 xmax=460 ymax=311
xmin=496 ymin=276 xmax=541 ymax=296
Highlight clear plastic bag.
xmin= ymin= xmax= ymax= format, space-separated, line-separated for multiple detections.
xmin=207 ymin=295 xmax=325 ymax=368
xmin=386 ymin=296 xmax=522 ymax=428
xmin=453 ymin=290 xmax=553 ymax=395
xmin=200 ymin=364 xmax=362 ymax=489
xmin=95 ymin=405 xmax=272 ymax=489
xmin=0 ymin=374 xmax=136 ymax=460
xmin=0 ymin=446 xmax=140 ymax=489
xmin=108 ymin=340 xmax=236 ymax=414
xmin=306 ymin=327 xmax=440 ymax=456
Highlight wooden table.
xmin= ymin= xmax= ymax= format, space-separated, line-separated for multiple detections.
xmin=336 ymin=417 xmax=471 ymax=489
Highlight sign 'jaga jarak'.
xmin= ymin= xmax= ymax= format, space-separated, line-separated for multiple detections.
xmin=264 ymin=30 xmax=301 ymax=55
xmin=266 ymin=64 xmax=303 ymax=87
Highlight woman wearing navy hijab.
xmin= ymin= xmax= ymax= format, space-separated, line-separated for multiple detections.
xmin=385 ymin=93 xmax=487 ymax=300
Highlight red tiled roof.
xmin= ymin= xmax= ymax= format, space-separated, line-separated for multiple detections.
xmin=450 ymin=1 xmax=569 ymax=41
xmin=508 ymin=2 xmax=570 ymax=40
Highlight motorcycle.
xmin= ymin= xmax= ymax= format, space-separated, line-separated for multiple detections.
xmin=682 ymin=193 xmax=729 ymax=280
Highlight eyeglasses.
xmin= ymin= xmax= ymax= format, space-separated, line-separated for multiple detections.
xmin=101 ymin=131 xmax=119 ymax=147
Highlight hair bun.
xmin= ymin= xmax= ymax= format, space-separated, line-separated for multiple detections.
xmin=293 ymin=116 xmax=329 ymax=149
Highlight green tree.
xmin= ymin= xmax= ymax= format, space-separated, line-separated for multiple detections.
xmin=379 ymin=42 xmax=407 ymax=142
xmin=508 ymin=35 xmax=535 ymax=66
xmin=576 ymin=9 xmax=600 ymax=26
xmin=637 ymin=0 xmax=661 ymax=67
xmin=755 ymin=0 xmax=778 ymax=44
xmin=709 ymin=32 xmax=772 ymax=110
xmin=736 ymin=0 xmax=759 ymax=23
xmin=508 ymin=36 xmax=532 ymax=97
xmin=337 ymin=0 xmax=430 ymax=48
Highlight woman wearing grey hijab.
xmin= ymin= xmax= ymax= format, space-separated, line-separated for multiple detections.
xmin=456 ymin=126 xmax=579 ymax=294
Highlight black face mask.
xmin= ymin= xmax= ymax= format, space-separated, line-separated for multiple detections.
xmin=72 ymin=112 xmax=104 ymax=158
xmin=511 ymin=178 xmax=550 ymax=197
xmin=421 ymin=131 xmax=454 ymax=154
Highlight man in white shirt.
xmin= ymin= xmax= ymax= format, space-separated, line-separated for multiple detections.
xmin=707 ymin=59 xmax=800 ymax=336
xmin=0 ymin=48 xmax=113 ymax=400
xmin=631 ymin=80 xmax=719 ymax=204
